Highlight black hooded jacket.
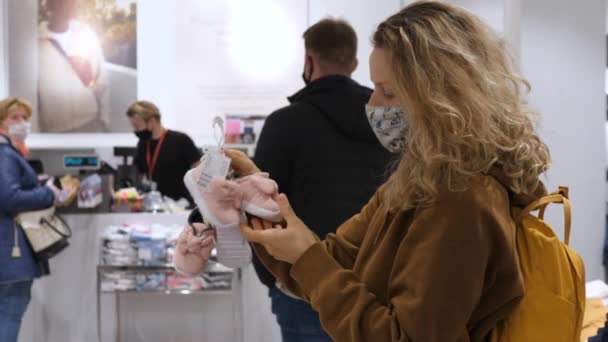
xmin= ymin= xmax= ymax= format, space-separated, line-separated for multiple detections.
xmin=253 ymin=75 xmax=393 ymax=289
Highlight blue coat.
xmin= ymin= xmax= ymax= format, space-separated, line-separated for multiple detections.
xmin=0 ymin=135 xmax=54 ymax=283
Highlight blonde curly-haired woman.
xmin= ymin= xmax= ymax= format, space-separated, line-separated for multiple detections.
xmin=226 ymin=1 xmax=551 ymax=341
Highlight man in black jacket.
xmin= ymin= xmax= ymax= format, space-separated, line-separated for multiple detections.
xmin=253 ymin=19 xmax=392 ymax=342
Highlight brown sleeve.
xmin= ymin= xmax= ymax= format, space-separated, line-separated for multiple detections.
xmin=288 ymin=186 xmax=514 ymax=341
xmin=251 ymin=189 xmax=382 ymax=299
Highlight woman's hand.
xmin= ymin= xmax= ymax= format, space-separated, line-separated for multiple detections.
xmin=240 ymin=194 xmax=318 ymax=264
xmin=44 ymin=178 xmax=61 ymax=204
xmin=174 ymin=223 xmax=214 ymax=275
xmin=224 ymin=149 xmax=260 ymax=177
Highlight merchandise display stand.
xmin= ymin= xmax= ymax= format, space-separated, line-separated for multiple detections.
xmin=19 ymin=211 xmax=277 ymax=342
xmin=96 ymin=263 xmax=243 ymax=342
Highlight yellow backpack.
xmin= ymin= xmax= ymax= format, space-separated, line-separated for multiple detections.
xmin=492 ymin=187 xmax=586 ymax=342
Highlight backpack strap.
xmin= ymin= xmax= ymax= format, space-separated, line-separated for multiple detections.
xmin=518 ymin=186 xmax=572 ymax=245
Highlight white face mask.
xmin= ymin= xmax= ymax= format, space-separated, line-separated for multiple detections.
xmin=365 ymin=105 xmax=408 ymax=153
xmin=8 ymin=122 xmax=31 ymax=142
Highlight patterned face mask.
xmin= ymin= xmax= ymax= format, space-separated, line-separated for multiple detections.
xmin=365 ymin=105 xmax=408 ymax=153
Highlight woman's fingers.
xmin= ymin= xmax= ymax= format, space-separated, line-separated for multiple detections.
xmin=191 ymin=222 xmax=210 ymax=236
xmin=240 ymin=224 xmax=274 ymax=244
xmin=262 ymin=220 xmax=273 ymax=230
xmin=275 ymin=194 xmax=298 ymax=225
xmin=224 ymin=149 xmax=260 ymax=175
xmin=250 ymin=218 xmax=264 ymax=231
xmin=200 ymin=236 xmax=214 ymax=248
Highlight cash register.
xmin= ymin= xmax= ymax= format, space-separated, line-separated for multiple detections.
xmin=54 ymin=153 xmax=114 ymax=213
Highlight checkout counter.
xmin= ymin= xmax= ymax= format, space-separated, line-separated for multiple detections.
xmin=17 ymin=147 xmax=276 ymax=342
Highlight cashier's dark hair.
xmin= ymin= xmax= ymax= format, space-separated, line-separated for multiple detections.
xmin=303 ymin=18 xmax=357 ymax=71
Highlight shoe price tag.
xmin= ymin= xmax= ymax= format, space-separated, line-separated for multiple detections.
xmin=197 ymin=148 xmax=231 ymax=190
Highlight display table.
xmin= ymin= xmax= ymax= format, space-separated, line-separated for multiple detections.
xmin=97 ymin=263 xmax=241 ymax=342
xmin=19 ymin=212 xmax=281 ymax=342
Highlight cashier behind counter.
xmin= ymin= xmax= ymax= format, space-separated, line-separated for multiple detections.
xmin=127 ymin=101 xmax=201 ymax=204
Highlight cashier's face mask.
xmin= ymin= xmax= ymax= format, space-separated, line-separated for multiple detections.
xmin=365 ymin=105 xmax=408 ymax=153
xmin=135 ymin=129 xmax=152 ymax=141
xmin=134 ymin=119 xmax=153 ymax=141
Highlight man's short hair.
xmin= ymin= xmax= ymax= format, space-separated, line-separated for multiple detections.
xmin=303 ymin=18 xmax=357 ymax=70
xmin=126 ymin=100 xmax=161 ymax=121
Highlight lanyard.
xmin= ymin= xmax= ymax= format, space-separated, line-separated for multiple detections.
xmin=146 ymin=129 xmax=167 ymax=179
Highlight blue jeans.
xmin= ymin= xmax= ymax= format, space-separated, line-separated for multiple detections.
xmin=0 ymin=280 xmax=33 ymax=342
xmin=270 ymin=286 xmax=332 ymax=342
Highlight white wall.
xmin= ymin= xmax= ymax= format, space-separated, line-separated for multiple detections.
xmin=309 ymin=0 xmax=402 ymax=87
xmin=444 ymin=0 xmax=504 ymax=33
xmin=0 ymin=1 xmax=7 ymax=99
xmin=518 ymin=0 xmax=606 ymax=280
xmin=6 ymin=0 xmax=38 ymax=128
xmin=174 ymin=0 xmax=308 ymax=142
xmin=137 ymin=0 xmax=177 ymax=130
xmin=606 ymin=0 xmax=608 ymax=34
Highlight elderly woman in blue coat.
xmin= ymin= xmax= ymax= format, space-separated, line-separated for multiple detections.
xmin=0 ymin=98 xmax=59 ymax=342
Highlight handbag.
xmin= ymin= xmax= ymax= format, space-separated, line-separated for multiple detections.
xmin=0 ymin=135 xmax=72 ymax=260
xmin=14 ymin=206 xmax=71 ymax=260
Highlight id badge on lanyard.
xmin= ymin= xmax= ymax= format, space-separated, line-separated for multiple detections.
xmin=146 ymin=129 xmax=167 ymax=184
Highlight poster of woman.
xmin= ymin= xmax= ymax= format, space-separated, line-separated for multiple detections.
xmin=36 ymin=0 xmax=137 ymax=133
